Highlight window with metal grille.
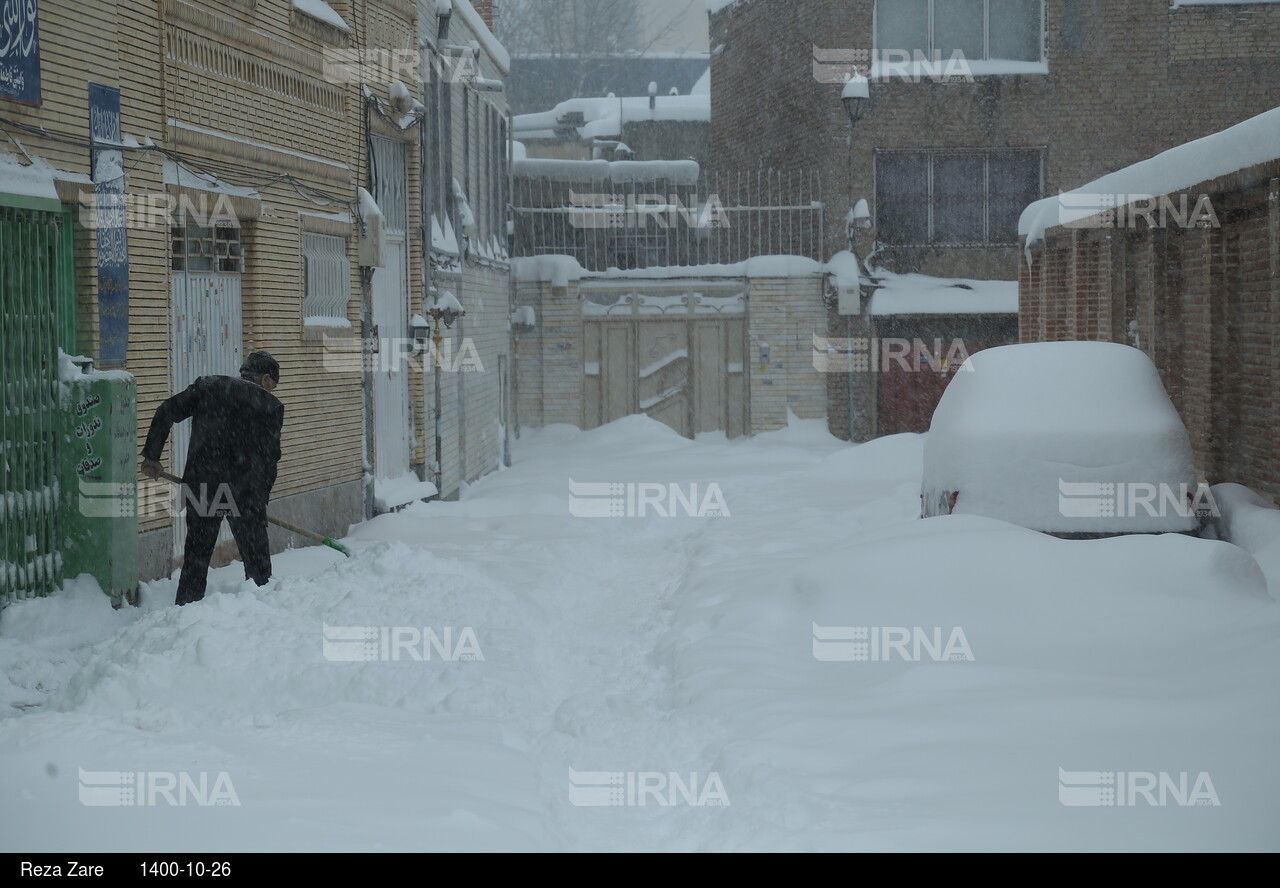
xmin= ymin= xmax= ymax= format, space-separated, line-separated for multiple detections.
xmin=876 ymin=0 xmax=1043 ymax=62
xmin=171 ymin=222 xmax=243 ymax=272
xmin=302 ymin=232 xmax=350 ymax=322
xmin=874 ymin=148 xmax=1042 ymax=246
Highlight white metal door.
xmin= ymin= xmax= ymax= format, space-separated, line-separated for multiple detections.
xmin=370 ymin=136 xmax=412 ymax=484
xmin=170 ymin=271 xmax=243 ymax=556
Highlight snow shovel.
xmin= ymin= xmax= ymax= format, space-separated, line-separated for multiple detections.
xmin=153 ymin=470 xmax=353 ymax=558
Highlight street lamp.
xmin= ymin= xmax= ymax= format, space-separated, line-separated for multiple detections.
xmin=841 ymin=71 xmax=869 ymax=128
xmin=839 ymin=71 xmax=871 ymax=446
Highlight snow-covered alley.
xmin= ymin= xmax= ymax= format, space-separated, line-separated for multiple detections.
xmin=3 ymin=417 xmax=1278 ymax=852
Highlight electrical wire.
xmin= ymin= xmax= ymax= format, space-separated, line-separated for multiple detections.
xmin=0 ymin=115 xmax=358 ymax=215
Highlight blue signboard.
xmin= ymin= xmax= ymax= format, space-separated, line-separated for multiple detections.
xmin=90 ymin=82 xmax=129 ymax=367
xmin=0 ymin=0 xmax=41 ymax=104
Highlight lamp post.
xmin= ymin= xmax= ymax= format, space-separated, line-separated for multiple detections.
xmin=426 ymin=293 xmax=464 ymax=495
xmin=840 ymin=72 xmax=870 ymax=445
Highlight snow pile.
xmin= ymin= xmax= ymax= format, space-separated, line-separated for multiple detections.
xmin=1211 ymin=483 xmax=1280 ymax=595
xmin=453 ymin=179 xmax=476 ymax=234
xmin=923 ymin=342 xmax=1198 ymax=534
xmin=357 ymin=186 xmax=383 ymax=223
xmin=1020 ymin=105 xmax=1280 ymax=259
xmin=302 ymin=313 xmax=353 ymax=327
xmin=512 ymin=255 xmax=587 ymax=286
xmin=56 ymin=349 xmax=133 ymax=385
xmin=431 ymin=290 xmax=464 ymax=315
xmin=374 ymin=472 xmax=440 ymax=512
xmin=292 ymin=0 xmax=350 ymax=32
xmin=868 ymin=269 xmax=1017 ymax=315
xmin=6 ymin=415 xmax=1280 ymax=851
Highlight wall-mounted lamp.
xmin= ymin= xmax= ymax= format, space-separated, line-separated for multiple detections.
xmin=841 ymin=72 xmax=869 ymax=128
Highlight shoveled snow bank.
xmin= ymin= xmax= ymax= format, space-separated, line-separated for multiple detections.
xmin=869 ymin=269 xmax=1017 ymax=316
xmin=1020 ymin=105 xmax=1280 ymax=257
xmin=923 ymin=342 xmax=1198 ymax=534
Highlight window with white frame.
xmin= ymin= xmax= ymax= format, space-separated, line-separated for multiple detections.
xmin=302 ymin=232 xmax=351 ymax=324
xmin=876 ymin=0 xmax=1043 ymax=62
xmin=875 ymin=148 xmax=1042 ymax=246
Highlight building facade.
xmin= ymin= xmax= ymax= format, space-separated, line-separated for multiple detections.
xmin=0 ymin=0 xmax=513 ymax=604
xmin=1020 ymin=109 xmax=1280 ymax=503
xmin=709 ymin=0 xmax=1280 ymax=441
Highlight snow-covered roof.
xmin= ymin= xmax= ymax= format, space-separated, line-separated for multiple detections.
xmin=690 ymin=66 xmax=710 ymax=96
xmin=1019 ymin=105 xmax=1280 ymax=258
xmin=513 ymin=254 xmax=826 ymax=286
xmin=868 ymin=270 xmax=1018 ymax=316
xmin=512 ymin=157 xmax=700 ymax=184
xmin=705 ymin=0 xmax=750 ymax=13
xmin=513 ymin=91 xmax=710 ymax=142
xmin=0 ymin=150 xmax=61 ymax=203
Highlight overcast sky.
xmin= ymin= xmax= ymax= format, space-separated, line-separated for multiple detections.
xmin=642 ymin=0 xmax=710 ymax=53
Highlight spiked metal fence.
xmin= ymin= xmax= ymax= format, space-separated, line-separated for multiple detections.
xmin=512 ymin=168 xmax=824 ymax=271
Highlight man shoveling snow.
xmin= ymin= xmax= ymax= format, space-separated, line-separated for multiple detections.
xmin=140 ymin=351 xmax=285 ymax=606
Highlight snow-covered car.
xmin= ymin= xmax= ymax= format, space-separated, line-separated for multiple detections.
xmin=921 ymin=341 xmax=1206 ymax=536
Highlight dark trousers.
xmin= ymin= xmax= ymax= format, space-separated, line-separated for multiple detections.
xmin=175 ymin=507 xmax=272 ymax=606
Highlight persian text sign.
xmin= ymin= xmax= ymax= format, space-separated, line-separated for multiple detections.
xmin=0 ymin=0 xmax=41 ymax=104
xmin=90 ymin=82 xmax=129 ymax=365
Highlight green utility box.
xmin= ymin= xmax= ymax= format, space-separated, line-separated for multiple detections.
xmin=60 ymin=362 xmax=139 ymax=607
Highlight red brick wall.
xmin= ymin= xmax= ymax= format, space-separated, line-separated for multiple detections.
xmin=1022 ymin=162 xmax=1280 ymax=503
xmin=710 ymin=0 xmax=1280 ymax=278
xmin=471 ymin=1 xmax=496 ymax=31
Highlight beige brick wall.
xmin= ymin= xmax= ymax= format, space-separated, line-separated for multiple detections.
xmin=425 ymin=4 xmax=513 ymax=496
xmin=514 ymin=273 xmax=828 ymax=435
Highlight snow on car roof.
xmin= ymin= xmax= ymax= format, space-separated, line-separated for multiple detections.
xmin=923 ymin=342 xmax=1198 ymax=534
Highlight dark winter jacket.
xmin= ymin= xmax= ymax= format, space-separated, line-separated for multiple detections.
xmin=142 ymin=374 xmax=285 ymax=512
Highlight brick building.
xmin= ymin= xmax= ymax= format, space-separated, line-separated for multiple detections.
xmin=708 ymin=0 xmax=1280 ymax=441
xmin=0 ymin=0 xmax=514 ymax=604
xmin=1020 ymin=107 xmax=1280 ymax=503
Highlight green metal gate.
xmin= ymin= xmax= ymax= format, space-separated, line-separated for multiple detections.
xmin=0 ymin=202 xmax=75 ymax=608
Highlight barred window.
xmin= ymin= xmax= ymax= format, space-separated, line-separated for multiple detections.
xmin=302 ymin=232 xmax=350 ymax=322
